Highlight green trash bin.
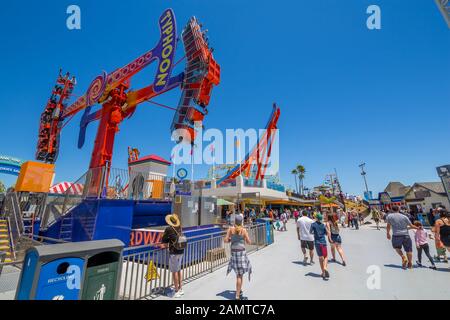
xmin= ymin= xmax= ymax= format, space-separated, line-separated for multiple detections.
xmin=81 ymin=251 xmax=123 ymax=300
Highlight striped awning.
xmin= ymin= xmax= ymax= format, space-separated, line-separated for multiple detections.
xmin=49 ymin=182 xmax=84 ymax=195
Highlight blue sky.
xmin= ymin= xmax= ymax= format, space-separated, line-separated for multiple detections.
xmin=0 ymin=0 xmax=449 ymax=195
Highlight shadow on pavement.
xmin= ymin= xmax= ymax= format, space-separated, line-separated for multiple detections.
xmin=384 ymin=264 xmax=405 ymax=269
xmin=304 ymin=272 xmax=322 ymax=278
xmin=216 ymin=290 xmax=236 ymax=300
xmin=292 ymin=261 xmax=307 ymax=266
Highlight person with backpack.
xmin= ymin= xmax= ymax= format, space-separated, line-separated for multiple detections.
xmin=162 ymin=214 xmax=187 ymax=298
xmin=225 ymin=214 xmax=252 ymax=300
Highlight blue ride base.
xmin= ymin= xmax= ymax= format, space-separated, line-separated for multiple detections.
xmin=39 ymin=198 xmax=223 ymax=254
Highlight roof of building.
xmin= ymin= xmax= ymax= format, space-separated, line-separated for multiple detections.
xmin=410 ymin=182 xmax=445 ymax=195
xmin=384 ymin=181 xmax=410 ymax=198
xmin=129 ymin=154 xmax=171 ymax=166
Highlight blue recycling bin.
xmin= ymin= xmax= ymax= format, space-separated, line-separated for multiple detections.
xmin=256 ymin=218 xmax=274 ymax=245
xmin=16 ymin=239 xmax=124 ymax=300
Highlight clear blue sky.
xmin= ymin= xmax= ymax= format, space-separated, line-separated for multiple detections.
xmin=0 ymin=0 xmax=449 ymax=195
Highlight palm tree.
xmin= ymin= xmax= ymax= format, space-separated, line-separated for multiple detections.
xmin=291 ymin=169 xmax=299 ymax=194
xmin=296 ymin=165 xmax=306 ymax=195
xmin=0 ymin=180 xmax=5 ymax=193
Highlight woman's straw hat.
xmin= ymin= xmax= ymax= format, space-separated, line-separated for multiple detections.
xmin=165 ymin=213 xmax=181 ymax=228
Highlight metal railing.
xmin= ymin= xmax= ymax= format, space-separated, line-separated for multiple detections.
xmin=3 ymin=193 xmax=24 ymax=260
xmin=120 ymin=223 xmax=269 ymax=300
xmin=0 ymin=251 xmax=6 ymax=275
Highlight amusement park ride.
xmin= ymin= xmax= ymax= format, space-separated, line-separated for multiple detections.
xmin=11 ymin=8 xmax=279 ymax=247
xmin=216 ymin=104 xmax=280 ymax=187
xmin=35 ymin=9 xmax=220 ymax=190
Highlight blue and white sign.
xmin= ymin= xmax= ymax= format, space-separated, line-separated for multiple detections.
xmin=176 ymin=168 xmax=188 ymax=180
xmin=0 ymin=155 xmax=24 ymax=176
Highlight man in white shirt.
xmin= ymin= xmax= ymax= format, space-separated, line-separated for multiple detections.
xmin=296 ymin=210 xmax=315 ymax=264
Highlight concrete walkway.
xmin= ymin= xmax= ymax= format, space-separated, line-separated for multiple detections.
xmin=157 ymin=220 xmax=450 ymax=300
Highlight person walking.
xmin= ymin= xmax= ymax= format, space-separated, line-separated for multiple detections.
xmin=352 ymin=210 xmax=359 ymax=230
xmin=161 ymin=214 xmax=186 ymax=298
xmin=280 ymin=210 xmax=288 ymax=231
xmin=434 ymin=208 xmax=450 ymax=260
xmin=338 ymin=209 xmax=346 ymax=228
xmin=347 ymin=210 xmax=353 ymax=228
xmin=293 ymin=209 xmax=300 ymax=221
xmin=225 ymin=214 xmax=252 ymax=300
xmin=427 ymin=208 xmax=435 ymax=227
xmin=326 ymin=212 xmax=347 ymax=266
xmin=310 ymin=213 xmax=329 ymax=280
xmin=296 ymin=210 xmax=315 ymax=265
xmin=386 ymin=205 xmax=418 ymax=269
xmin=431 ymin=209 xmax=448 ymax=263
xmin=249 ymin=208 xmax=256 ymax=224
xmin=413 ymin=221 xmax=437 ymax=270
xmin=372 ymin=209 xmax=381 ymax=230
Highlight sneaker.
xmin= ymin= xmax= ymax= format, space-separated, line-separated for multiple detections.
xmin=329 ymin=258 xmax=336 ymax=263
xmin=401 ymin=256 xmax=408 ymax=269
xmin=416 ymin=261 xmax=422 ymax=267
xmin=342 ymin=261 xmax=347 ymax=267
xmin=178 ymin=289 xmax=185 ymax=296
xmin=430 ymin=265 xmax=437 ymax=270
xmin=174 ymin=291 xmax=183 ymax=299
xmin=303 ymin=257 xmax=308 ymax=264
xmin=310 ymin=260 xmax=315 ymax=265
xmin=324 ymin=270 xmax=330 ymax=279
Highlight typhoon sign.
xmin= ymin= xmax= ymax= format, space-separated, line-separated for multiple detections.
xmin=153 ymin=9 xmax=177 ymax=92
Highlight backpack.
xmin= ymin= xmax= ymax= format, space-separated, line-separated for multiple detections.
xmin=172 ymin=227 xmax=187 ymax=250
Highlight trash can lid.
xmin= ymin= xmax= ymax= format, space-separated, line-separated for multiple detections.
xmin=28 ymin=239 xmax=125 ymax=259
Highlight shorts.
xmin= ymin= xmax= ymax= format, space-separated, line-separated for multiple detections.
xmin=314 ymin=243 xmax=328 ymax=258
xmin=441 ymin=236 xmax=450 ymax=248
xmin=330 ymin=234 xmax=342 ymax=244
xmin=169 ymin=254 xmax=183 ymax=273
xmin=391 ymin=235 xmax=413 ymax=252
xmin=300 ymin=240 xmax=314 ymax=250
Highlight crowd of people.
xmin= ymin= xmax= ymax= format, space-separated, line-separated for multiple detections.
xmin=161 ymin=202 xmax=449 ymax=300
xmin=383 ymin=204 xmax=450 ymax=270
xmin=296 ymin=208 xmax=348 ymax=280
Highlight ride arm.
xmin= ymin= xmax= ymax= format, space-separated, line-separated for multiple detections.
xmin=124 ymin=73 xmax=184 ymax=112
